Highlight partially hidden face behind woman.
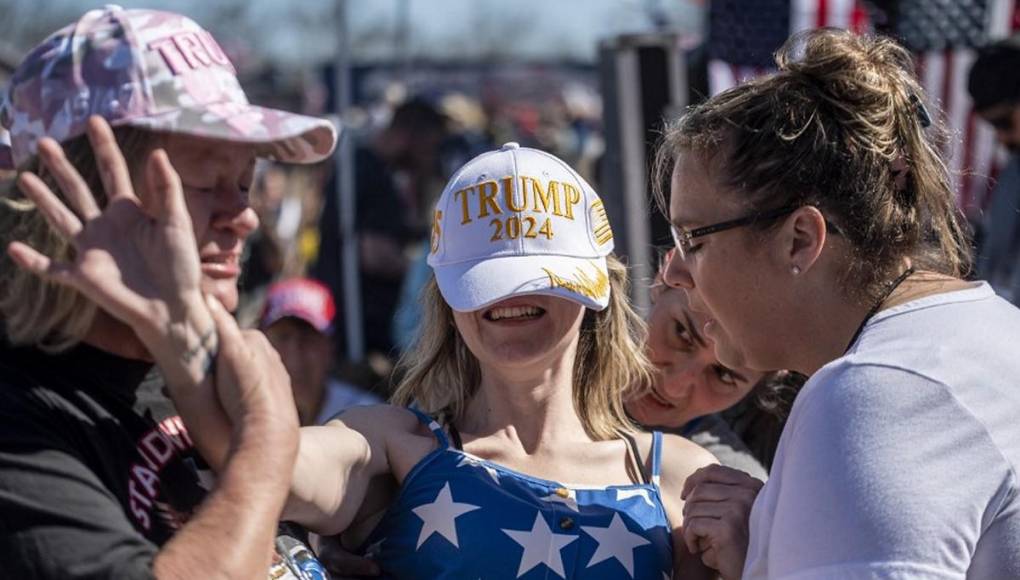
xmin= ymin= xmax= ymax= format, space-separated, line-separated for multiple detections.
xmin=626 ymin=270 xmax=763 ymax=430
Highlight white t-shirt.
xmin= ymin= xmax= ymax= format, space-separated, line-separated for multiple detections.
xmin=744 ymin=283 xmax=1020 ymax=579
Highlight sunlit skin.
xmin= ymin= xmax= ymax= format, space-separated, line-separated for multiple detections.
xmin=659 ymin=151 xmax=962 ymax=377
xmin=660 ymin=152 xmax=793 ymax=372
xmin=264 ymin=317 xmax=333 ymax=426
xmin=452 ymin=295 xmax=585 ymax=378
xmin=18 ymin=129 xmax=261 ymax=360
xmin=157 ymin=135 xmax=259 ymax=312
xmin=626 ymin=280 xmax=764 ymax=430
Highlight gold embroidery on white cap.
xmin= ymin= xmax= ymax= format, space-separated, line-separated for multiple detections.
xmin=430 ymin=209 xmax=443 ymax=254
xmin=590 ymin=200 xmax=613 ymax=246
xmin=451 ymin=176 xmax=583 ymax=225
xmin=542 ymin=262 xmax=609 ymax=300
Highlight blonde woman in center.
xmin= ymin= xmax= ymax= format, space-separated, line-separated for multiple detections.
xmin=19 ymin=138 xmax=717 ymax=578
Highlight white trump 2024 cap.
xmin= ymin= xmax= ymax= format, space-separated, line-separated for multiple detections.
xmin=428 ymin=142 xmax=615 ymax=312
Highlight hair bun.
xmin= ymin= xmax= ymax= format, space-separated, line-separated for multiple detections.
xmin=776 ymin=28 xmax=917 ymax=106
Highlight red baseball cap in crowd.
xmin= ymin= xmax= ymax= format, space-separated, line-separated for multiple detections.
xmin=259 ymin=278 xmax=336 ymax=336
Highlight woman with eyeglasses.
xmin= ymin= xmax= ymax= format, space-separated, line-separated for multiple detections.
xmin=625 ymin=250 xmax=800 ymax=481
xmin=655 ymin=29 xmax=1020 ymax=579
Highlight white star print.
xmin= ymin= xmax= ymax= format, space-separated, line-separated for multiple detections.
xmin=541 ymin=487 xmax=580 ymax=512
xmin=616 ymin=488 xmax=655 ymax=508
xmin=502 ymin=513 xmax=578 ymax=578
xmin=411 ymin=482 xmax=480 ymax=549
xmin=581 ymin=513 xmax=651 ymax=578
xmin=456 ymin=453 xmax=501 ymax=484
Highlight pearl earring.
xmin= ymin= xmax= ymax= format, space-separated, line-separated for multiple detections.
xmin=792 ymin=265 xmax=802 ymax=276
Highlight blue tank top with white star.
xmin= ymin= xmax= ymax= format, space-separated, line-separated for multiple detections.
xmin=358 ymin=409 xmax=674 ymax=579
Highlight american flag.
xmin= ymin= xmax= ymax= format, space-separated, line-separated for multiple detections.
xmin=706 ymin=0 xmax=1020 ymax=215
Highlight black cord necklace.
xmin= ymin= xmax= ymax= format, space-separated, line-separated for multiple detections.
xmin=843 ymin=267 xmax=915 ymax=354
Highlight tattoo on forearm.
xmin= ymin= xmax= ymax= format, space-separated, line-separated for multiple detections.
xmin=196 ymin=329 xmax=218 ymax=381
xmin=181 ymin=326 xmax=215 ymax=363
xmin=175 ymin=324 xmax=219 ymax=381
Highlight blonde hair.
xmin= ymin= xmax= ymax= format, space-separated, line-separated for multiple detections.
xmin=0 ymin=128 xmax=158 ymax=351
xmin=653 ymin=29 xmax=972 ymax=301
xmin=391 ymin=254 xmax=653 ymax=441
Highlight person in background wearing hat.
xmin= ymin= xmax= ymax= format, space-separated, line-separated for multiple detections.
xmin=969 ymin=34 xmax=1020 ymax=305
xmin=260 ymin=278 xmax=381 ymax=426
xmin=314 ymin=98 xmax=450 ymax=358
xmin=33 ymin=137 xmax=721 ymax=577
xmin=0 ymin=6 xmax=335 ymax=579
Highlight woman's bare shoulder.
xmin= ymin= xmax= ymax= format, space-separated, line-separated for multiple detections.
xmin=318 ymin=403 xmax=431 ymax=444
xmin=632 ymin=430 xmax=718 ymax=494
xmin=324 ymin=403 xmax=418 ymax=428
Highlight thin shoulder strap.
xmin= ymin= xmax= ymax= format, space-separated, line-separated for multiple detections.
xmin=620 ymin=431 xmax=651 ymax=485
xmin=406 ymin=407 xmax=450 ymax=449
xmin=650 ymin=431 xmax=663 ymax=487
xmin=448 ymin=422 xmax=464 ymax=451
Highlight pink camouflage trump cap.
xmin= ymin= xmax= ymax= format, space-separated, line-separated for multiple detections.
xmin=0 ymin=5 xmax=337 ymax=169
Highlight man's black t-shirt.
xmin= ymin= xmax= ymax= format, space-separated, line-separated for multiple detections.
xmin=0 ymin=342 xmax=210 ymax=578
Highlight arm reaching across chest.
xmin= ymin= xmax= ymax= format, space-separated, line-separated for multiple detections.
xmin=284 ymin=404 xmax=432 ymax=536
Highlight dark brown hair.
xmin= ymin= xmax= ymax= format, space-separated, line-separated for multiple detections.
xmin=653 ymin=28 xmax=972 ymax=302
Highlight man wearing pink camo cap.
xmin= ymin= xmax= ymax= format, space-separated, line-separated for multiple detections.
xmin=0 ymin=5 xmax=336 ymax=579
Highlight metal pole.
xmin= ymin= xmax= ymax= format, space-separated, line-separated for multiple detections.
xmin=615 ymin=48 xmax=653 ymax=314
xmin=335 ymin=0 xmax=364 ymax=361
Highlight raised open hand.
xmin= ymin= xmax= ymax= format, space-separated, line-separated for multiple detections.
xmin=7 ymin=116 xmax=203 ymax=338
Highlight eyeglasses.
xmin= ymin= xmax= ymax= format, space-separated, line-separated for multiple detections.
xmin=670 ymin=205 xmax=800 ymax=260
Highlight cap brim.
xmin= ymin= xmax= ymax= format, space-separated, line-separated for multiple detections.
xmin=260 ymin=310 xmax=333 ymax=336
xmin=119 ymin=102 xmax=338 ymax=164
xmin=434 ymin=255 xmax=611 ymax=312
